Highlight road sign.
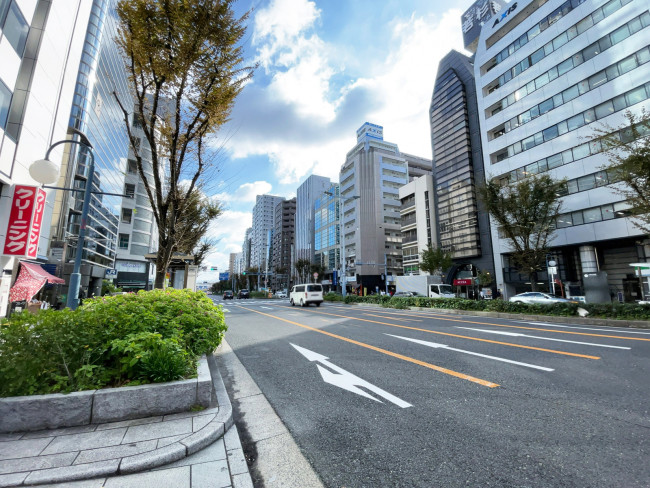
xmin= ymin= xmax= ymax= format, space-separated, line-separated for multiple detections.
xmin=313 ymin=272 xmax=318 ymax=280
xmin=219 ymin=272 xmax=230 ymax=281
xmin=290 ymin=343 xmax=411 ymax=408
xmin=548 ymin=266 xmax=557 ymax=275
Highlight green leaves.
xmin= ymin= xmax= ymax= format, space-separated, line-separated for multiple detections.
xmin=419 ymin=244 xmax=453 ymax=278
xmin=477 ymin=174 xmax=564 ymax=291
xmin=0 ymin=289 xmax=226 ymax=397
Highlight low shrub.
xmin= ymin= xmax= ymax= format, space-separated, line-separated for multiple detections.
xmin=340 ymin=295 xmax=649 ymax=320
xmin=250 ymin=291 xmax=268 ymax=298
xmin=324 ymin=292 xmax=344 ymax=302
xmin=0 ymin=289 xmax=226 ymax=397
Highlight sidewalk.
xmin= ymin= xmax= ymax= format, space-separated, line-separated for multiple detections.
xmin=0 ymin=356 xmax=253 ymax=488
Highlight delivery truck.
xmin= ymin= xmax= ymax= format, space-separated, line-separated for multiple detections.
xmin=394 ymin=275 xmax=455 ymax=298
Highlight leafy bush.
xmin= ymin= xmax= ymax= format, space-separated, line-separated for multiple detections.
xmin=340 ymin=295 xmax=650 ymax=320
xmin=0 ymin=289 xmax=226 ymax=397
xmin=324 ymin=292 xmax=344 ymax=302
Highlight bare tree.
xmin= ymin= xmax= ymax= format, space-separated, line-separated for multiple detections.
xmin=114 ymin=0 xmax=253 ymax=288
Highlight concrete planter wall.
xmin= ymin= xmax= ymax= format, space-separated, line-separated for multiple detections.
xmin=0 ymin=355 xmax=212 ymax=433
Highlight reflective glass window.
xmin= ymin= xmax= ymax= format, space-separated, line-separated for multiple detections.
xmin=582 ymin=42 xmax=600 ymax=61
xmin=602 ymin=0 xmax=620 ymax=18
xmin=618 ymin=55 xmax=637 ymax=74
xmin=557 ymin=120 xmax=568 ymax=136
xmin=543 ymin=125 xmax=559 ymax=141
xmin=566 ymin=180 xmax=578 ymax=194
xmin=610 ymin=24 xmax=630 ymax=45
xmin=539 ymin=98 xmax=554 ymax=115
xmin=577 ymin=175 xmax=596 ymax=191
xmin=535 ymin=72 xmax=550 ymax=89
xmin=3 ymin=1 xmax=29 ymax=55
xmin=598 ymin=35 xmax=612 ymax=52
xmin=626 ymin=86 xmax=647 ymax=106
xmin=571 ymin=211 xmax=584 ymax=225
xmin=572 ymin=143 xmax=590 ymax=160
xmin=583 ymin=108 xmax=596 ymax=124
xmin=589 ymin=71 xmax=608 ymax=89
xmin=595 ymin=100 xmax=614 ymax=119
xmin=557 ymin=58 xmax=573 ymax=76
xmin=0 ymin=79 xmax=10 ymax=129
xmin=601 ymin=204 xmax=615 ymax=220
xmin=612 ymin=94 xmax=627 ymax=112
xmin=547 ymin=153 xmax=563 ymax=169
xmin=637 ymin=47 xmax=650 ymax=65
xmin=567 ymin=114 xmax=584 ymax=131
xmin=562 ymin=85 xmax=579 ymax=102
xmin=584 ymin=208 xmax=602 ymax=223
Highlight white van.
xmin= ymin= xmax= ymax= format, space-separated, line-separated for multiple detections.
xmin=290 ymin=284 xmax=323 ymax=307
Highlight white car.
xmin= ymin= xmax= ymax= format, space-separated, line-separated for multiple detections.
xmin=275 ymin=290 xmax=287 ymax=298
xmin=509 ymin=292 xmax=578 ymax=304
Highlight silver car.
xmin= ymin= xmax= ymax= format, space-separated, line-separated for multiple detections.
xmin=509 ymin=292 xmax=578 ymax=304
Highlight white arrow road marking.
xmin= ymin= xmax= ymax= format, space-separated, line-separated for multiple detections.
xmin=385 ymin=334 xmax=554 ymax=372
xmin=524 ymin=322 xmax=650 ymax=335
xmin=457 ymin=328 xmax=631 ymax=350
xmin=290 ymin=343 xmax=412 ymax=408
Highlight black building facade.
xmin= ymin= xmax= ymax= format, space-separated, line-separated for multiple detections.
xmin=430 ymin=50 xmax=496 ymax=289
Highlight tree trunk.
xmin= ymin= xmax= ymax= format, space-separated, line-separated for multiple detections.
xmin=529 ymin=271 xmax=538 ymax=292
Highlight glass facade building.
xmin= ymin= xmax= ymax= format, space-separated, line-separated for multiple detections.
xmin=314 ymin=184 xmax=340 ymax=287
xmin=50 ymin=0 xmax=133 ymax=295
xmin=430 ymin=50 xmax=496 ymax=283
xmin=295 ymin=174 xmax=331 ymax=263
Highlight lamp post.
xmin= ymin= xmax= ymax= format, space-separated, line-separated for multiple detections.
xmin=325 ymin=190 xmax=359 ymax=297
xmin=30 ymin=129 xmax=95 ymax=310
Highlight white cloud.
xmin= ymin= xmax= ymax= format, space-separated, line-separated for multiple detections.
xmin=225 ymin=4 xmax=469 ymax=185
xmin=216 ymin=180 xmax=273 ymax=203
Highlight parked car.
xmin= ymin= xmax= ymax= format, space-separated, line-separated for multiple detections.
xmin=290 ymin=284 xmax=323 ymax=307
xmin=392 ymin=291 xmax=422 ymax=298
xmin=275 ymin=290 xmax=287 ymax=298
xmin=238 ymin=289 xmax=250 ymax=299
xmin=223 ymin=290 xmax=233 ymax=300
xmin=509 ymin=292 xmax=578 ymax=304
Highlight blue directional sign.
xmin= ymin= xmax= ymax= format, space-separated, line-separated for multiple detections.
xmin=219 ymin=272 xmax=230 ymax=281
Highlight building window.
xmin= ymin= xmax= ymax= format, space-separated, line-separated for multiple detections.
xmin=124 ymin=183 xmax=135 ymax=198
xmin=0 ymin=79 xmax=11 ymax=129
xmin=127 ymin=159 xmax=138 ymax=174
xmin=119 ymin=234 xmax=129 ymax=249
xmin=1 ymin=1 xmax=29 ymax=56
xmin=121 ymin=208 xmax=133 ymax=224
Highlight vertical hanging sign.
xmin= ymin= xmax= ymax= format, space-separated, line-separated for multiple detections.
xmin=3 ymin=185 xmax=46 ymax=258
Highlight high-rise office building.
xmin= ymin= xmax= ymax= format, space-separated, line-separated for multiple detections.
xmin=314 ymin=183 xmax=340 ymax=289
xmin=340 ymin=122 xmax=432 ymax=292
xmin=271 ymin=197 xmax=295 ymax=290
xmin=399 ymin=175 xmax=437 ymax=275
xmin=295 ymin=174 xmax=331 ymax=264
xmin=251 ymin=194 xmax=284 ymax=275
xmin=474 ymin=0 xmax=650 ymax=300
xmin=49 ymin=0 xmax=135 ymax=297
xmin=0 ymin=1 xmax=91 ymax=315
xmin=242 ymin=227 xmax=252 ymax=271
xmin=430 ymin=48 xmax=497 ymax=285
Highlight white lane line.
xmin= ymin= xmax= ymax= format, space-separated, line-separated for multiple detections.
xmin=385 ymin=334 xmax=554 ymax=372
xmin=457 ymin=327 xmax=631 ymax=350
xmin=523 ymin=322 xmax=650 ymax=335
xmin=261 ymin=306 xmax=273 ymax=310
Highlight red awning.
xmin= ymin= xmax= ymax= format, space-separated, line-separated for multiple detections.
xmin=9 ymin=262 xmax=65 ymax=303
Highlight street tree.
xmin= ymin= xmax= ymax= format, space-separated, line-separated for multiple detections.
xmin=592 ymin=109 xmax=650 ymax=234
xmin=418 ymin=244 xmax=452 ymax=280
xmin=114 ymin=0 xmax=253 ymax=288
xmin=477 ymin=174 xmax=564 ymax=291
xmin=175 ymin=187 xmax=222 ymax=266
xmin=295 ymin=259 xmax=311 ymax=284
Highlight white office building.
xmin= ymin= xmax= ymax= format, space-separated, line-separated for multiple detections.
xmin=251 ymin=194 xmax=284 ymax=274
xmin=475 ymin=0 xmax=650 ymax=301
xmin=340 ymin=123 xmax=431 ymax=292
xmin=0 ymin=1 xmax=91 ymax=315
xmin=399 ymin=175 xmax=437 ymax=275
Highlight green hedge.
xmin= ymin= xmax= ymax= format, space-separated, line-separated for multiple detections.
xmin=0 ymin=289 xmax=227 ymax=397
xmin=340 ymin=296 xmax=650 ymax=321
xmin=324 ymin=292 xmax=344 ymax=302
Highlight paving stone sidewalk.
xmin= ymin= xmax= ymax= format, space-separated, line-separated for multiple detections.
xmin=0 ymin=357 xmax=252 ymax=488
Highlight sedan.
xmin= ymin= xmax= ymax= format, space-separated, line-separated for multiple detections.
xmin=238 ymin=289 xmax=250 ymax=299
xmin=223 ymin=290 xmax=233 ymax=300
xmin=509 ymin=292 xmax=578 ymax=304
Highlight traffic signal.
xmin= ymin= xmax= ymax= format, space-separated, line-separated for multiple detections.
xmin=210 ymin=266 xmax=217 ymax=271
xmin=242 ymin=271 xmax=246 ymax=275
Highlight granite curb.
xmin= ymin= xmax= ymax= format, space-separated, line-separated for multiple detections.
xmin=347 ymin=302 xmax=650 ymax=328
xmin=0 ymin=352 xmax=235 ymax=487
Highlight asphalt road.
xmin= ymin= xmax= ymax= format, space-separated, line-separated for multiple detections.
xmin=213 ymin=297 xmax=650 ymax=488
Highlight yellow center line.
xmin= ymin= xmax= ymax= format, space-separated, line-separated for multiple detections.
xmin=299 ymin=308 xmax=600 ymax=360
xmin=330 ymin=305 xmax=646 ymax=342
xmin=244 ymin=308 xmax=499 ymax=388
xmin=363 ymin=313 xmax=422 ymax=322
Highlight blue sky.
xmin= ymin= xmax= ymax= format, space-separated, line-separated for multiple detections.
xmin=199 ymin=0 xmax=475 ymax=281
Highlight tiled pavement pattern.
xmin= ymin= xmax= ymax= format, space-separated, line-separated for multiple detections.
xmin=0 ymin=357 xmax=252 ymax=488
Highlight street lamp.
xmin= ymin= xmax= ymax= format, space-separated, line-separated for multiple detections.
xmin=30 ymin=129 xmax=95 ymax=310
xmin=325 ymin=190 xmax=360 ymax=297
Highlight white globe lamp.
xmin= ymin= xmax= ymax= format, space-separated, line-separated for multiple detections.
xmin=29 ymin=158 xmax=60 ymax=185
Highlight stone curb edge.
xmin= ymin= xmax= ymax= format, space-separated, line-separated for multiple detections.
xmin=14 ymin=352 xmax=233 ymax=487
xmin=347 ymin=302 xmax=650 ymax=328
